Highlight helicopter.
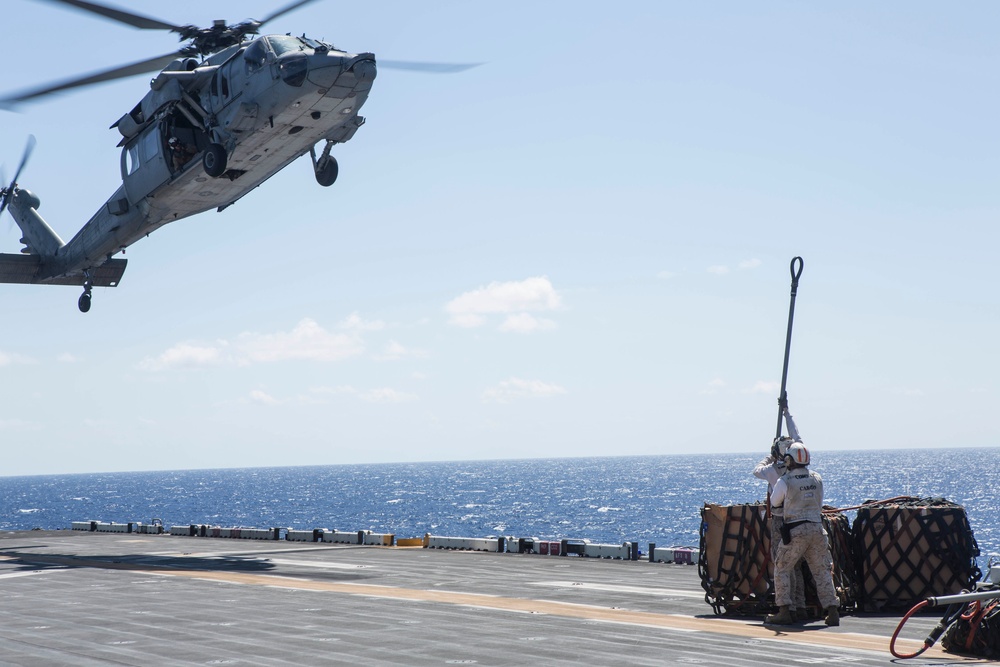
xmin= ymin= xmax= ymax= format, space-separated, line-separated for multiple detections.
xmin=0 ymin=0 xmax=475 ymax=312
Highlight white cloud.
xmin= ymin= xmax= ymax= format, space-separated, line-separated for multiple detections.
xmin=499 ymin=313 xmax=557 ymax=334
xmin=709 ymin=259 xmax=760 ymax=275
xmin=446 ymin=276 xmax=561 ymax=330
xmin=137 ymin=318 xmax=366 ymax=371
xmin=359 ymin=388 xmax=417 ymax=403
xmin=373 ymin=340 xmax=428 ymax=361
xmin=57 ymin=353 xmax=78 ymax=363
xmin=341 ymin=312 xmax=385 ymax=332
xmin=751 ymin=380 xmax=779 ymax=394
xmin=310 ymin=385 xmax=359 ymax=396
xmin=657 ymin=270 xmax=676 ymax=280
xmin=137 ymin=343 xmax=222 ymax=371
xmin=700 ymin=378 xmax=727 ymax=395
xmin=236 ymin=318 xmax=364 ymax=364
xmin=308 ymin=385 xmax=416 ymax=403
xmin=0 ymin=418 xmax=42 ymax=431
xmin=482 ymin=377 xmax=567 ymax=404
xmin=0 ymin=351 xmax=33 ymax=366
xmin=250 ymin=390 xmax=280 ymax=405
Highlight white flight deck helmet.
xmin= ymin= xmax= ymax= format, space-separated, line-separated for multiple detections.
xmin=784 ymin=442 xmax=810 ymax=468
xmin=771 ymin=436 xmax=795 ymax=460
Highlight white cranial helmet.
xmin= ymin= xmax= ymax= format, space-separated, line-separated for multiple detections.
xmin=784 ymin=442 xmax=810 ymax=467
xmin=771 ymin=436 xmax=795 ymax=459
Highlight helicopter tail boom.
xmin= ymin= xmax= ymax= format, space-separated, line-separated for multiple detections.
xmin=6 ymin=188 xmax=66 ymax=256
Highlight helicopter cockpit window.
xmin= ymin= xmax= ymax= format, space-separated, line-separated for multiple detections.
xmin=266 ymin=35 xmax=309 ymax=56
xmin=268 ymin=36 xmax=309 ymax=87
xmin=244 ymin=39 xmax=268 ymax=72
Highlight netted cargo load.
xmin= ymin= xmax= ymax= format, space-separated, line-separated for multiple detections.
xmin=699 ymin=502 xmax=857 ymax=615
xmin=821 ymin=510 xmax=859 ymax=610
xmin=699 ymin=503 xmax=772 ymax=615
xmin=853 ymin=497 xmax=981 ymax=611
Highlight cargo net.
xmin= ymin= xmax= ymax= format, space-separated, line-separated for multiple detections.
xmin=822 ymin=510 xmax=859 ymax=609
xmin=853 ymin=497 xmax=981 ymax=611
xmin=941 ymin=585 xmax=1000 ymax=660
xmin=698 ymin=503 xmax=857 ymax=616
xmin=698 ymin=503 xmax=771 ymax=615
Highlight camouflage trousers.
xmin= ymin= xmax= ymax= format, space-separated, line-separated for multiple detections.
xmin=774 ymin=521 xmax=839 ymax=609
xmin=771 ymin=516 xmax=806 ymax=609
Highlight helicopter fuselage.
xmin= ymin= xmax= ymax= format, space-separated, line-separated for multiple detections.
xmin=6 ymin=33 xmax=376 ymax=291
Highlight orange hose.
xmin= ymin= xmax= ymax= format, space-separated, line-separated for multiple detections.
xmin=890 ymin=599 xmax=932 ymax=659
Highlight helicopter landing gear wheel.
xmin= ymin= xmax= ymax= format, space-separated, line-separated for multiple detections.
xmin=315 ymin=156 xmax=339 ymax=187
xmin=78 ymin=279 xmax=93 ymax=313
xmin=203 ymin=143 xmax=227 ymax=178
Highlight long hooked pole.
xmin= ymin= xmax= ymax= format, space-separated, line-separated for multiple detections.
xmin=775 ymin=256 xmax=804 ymax=440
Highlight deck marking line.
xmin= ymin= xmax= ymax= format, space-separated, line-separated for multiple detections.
xmin=141 ymin=568 xmax=986 ymax=662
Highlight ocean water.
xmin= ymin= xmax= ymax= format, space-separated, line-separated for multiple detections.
xmin=1 ymin=448 xmax=997 ymax=569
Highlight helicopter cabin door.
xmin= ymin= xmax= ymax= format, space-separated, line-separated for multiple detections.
xmin=121 ymin=121 xmax=172 ymax=203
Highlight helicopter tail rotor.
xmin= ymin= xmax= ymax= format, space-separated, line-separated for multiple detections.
xmin=0 ymin=135 xmax=36 ymax=220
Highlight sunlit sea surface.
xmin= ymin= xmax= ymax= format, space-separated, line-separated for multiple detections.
xmin=1 ymin=448 xmax=996 ymax=570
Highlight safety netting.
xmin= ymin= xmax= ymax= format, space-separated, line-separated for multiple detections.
xmin=853 ymin=497 xmax=981 ymax=611
xmin=698 ymin=503 xmax=856 ymax=616
xmin=698 ymin=497 xmax=982 ymax=617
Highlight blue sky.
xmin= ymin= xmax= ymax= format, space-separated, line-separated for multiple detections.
xmin=1 ymin=1 xmax=997 ymax=475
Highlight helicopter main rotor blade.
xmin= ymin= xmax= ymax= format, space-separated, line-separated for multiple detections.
xmin=0 ymin=135 xmax=36 ymax=218
xmin=378 ymin=60 xmax=482 ymax=74
xmin=258 ymin=0 xmax=321 ymax=28
xmin=0 ymin=51 xmax=186 ymax=107
xmin=34 ymin=0 xmax=183 ymax=31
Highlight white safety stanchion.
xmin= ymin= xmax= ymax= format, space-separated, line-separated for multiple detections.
xmin=362 ymin=531 xmax=395 ymax=546
xmin=425 ymin=535 xmax=504 ymax=552
xmin=580 ymin=542 xmax=632 ymax=559
xmin=94 ymin=522 xmax=133 ymax=533
xmin=322 ymin=530 xmax=363 ymax=545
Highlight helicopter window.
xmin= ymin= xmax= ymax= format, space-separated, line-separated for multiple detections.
xmin=279 ymin=53 xmax=308 ymax=87
xmin=266 ymin=35 xmax=308 ymax=56
xmin=244 ymin=39 xmax=268 ymax=72
xmin=126 ymin=144 xmax=140 ymax=175
xmin=141 ymin=131 xmax=159 ymax=163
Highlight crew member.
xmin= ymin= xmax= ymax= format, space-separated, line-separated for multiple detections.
xmin=168 ymin=136 xmax=195 ymax=170
xmin=766 ymin=442 xmax=841 ymax=626
xmin=753 ymin=404 xmax=807 ymax=619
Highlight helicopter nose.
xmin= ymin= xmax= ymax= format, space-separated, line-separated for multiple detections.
xmin=306 ymin=52 xmax=377 ymax=91
xmin=350 ymin=57 xmax=376 ymax=83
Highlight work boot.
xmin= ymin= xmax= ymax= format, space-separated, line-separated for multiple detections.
xmin=793 ymin=608 xmax=810 ymax=622
xmin=765 ymin=606 xmax=794 ymax=625
xmin=825 ymin=605 xmax=840 ymax=627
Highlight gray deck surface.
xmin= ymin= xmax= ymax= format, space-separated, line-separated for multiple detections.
xmin=0 ymin=531 xmax=987 ymax=666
